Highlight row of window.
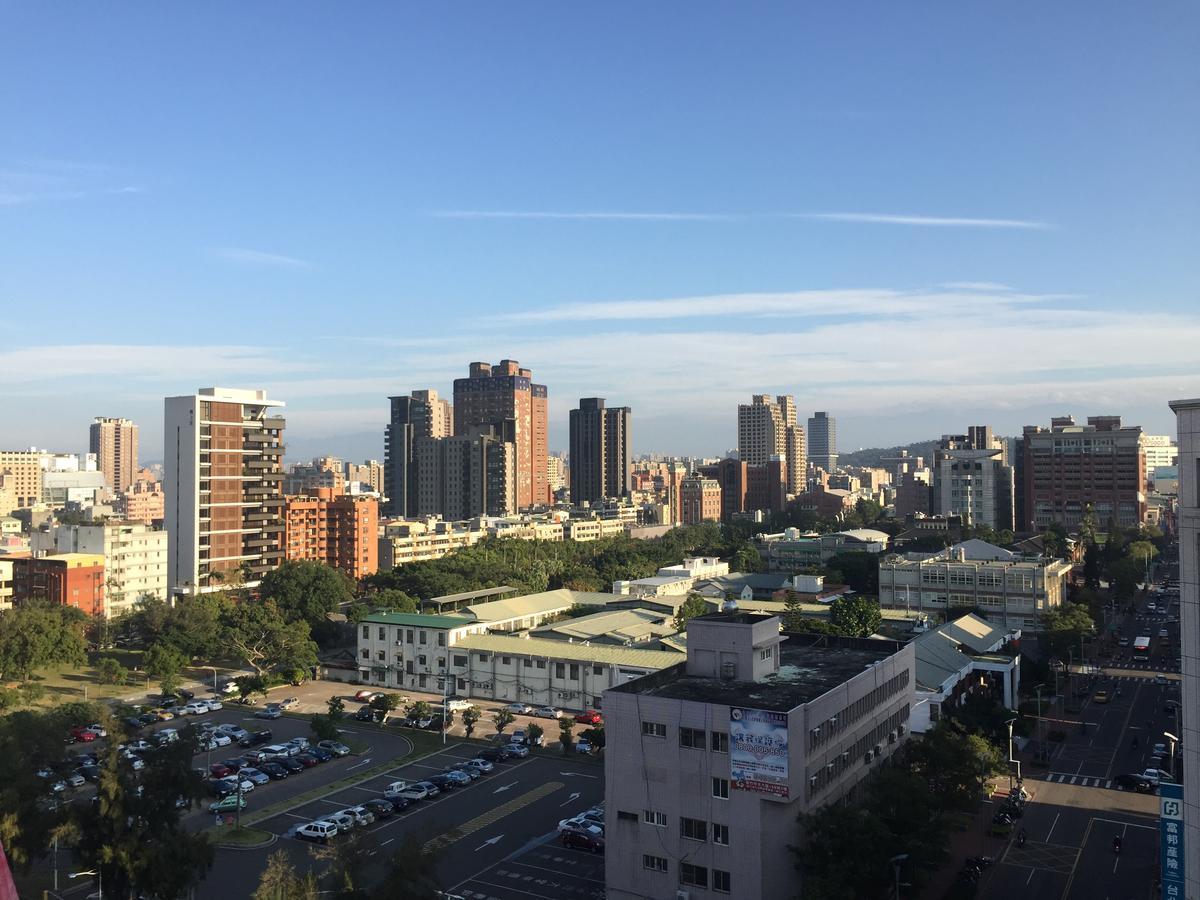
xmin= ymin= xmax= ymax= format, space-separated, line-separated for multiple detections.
xmin=809 ymin=670 xmax=910 ymax=751
xmin=362 ymin=625 xmax=449 ymax=647
xmin=677 ymin=726 xmax=729 ymax=753
xmin=807 ymin=704 xmax=910 ymax=799
xmin=640 ymin=857 xmax=730 ymax=893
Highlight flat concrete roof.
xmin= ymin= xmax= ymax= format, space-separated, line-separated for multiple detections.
xmin=611 ymin=633 xmax=905 ymax=711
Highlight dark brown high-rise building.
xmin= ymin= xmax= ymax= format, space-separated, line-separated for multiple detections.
xmin=383 ymin=389 xmax=452 ymax=517
xmin=1020 ymin=415 xmax=1146 ymax=531
xmin=569 ymin=398 xmax=632 ymax=504
xmin=453 ymin=360 xmax=548 ymax=509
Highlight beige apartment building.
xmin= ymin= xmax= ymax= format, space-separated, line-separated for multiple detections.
xmin=0 ymin=559 xmax=13 ymax=611
xmin=604 ymin=613 xmax=915 ymax=899
xmin=738 ymin=394 xmax=805 ymax=495
xmin=164 ymin=387 xmax=286 ymax=595
xmin=33 ymin=521 xmax=168 ymax=614
xmin=117 ymin=479 xmax=165 ymax=524
xmin=0 ymin=451 xmax=43 ymax=510
xmin=90 ymin=417 xmax=139 ymax=493
xmin=879 ymin=539 xmax=1071 ymax=632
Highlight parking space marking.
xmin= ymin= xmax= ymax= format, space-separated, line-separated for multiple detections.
xmin=507 ymin=860 xmax=604 ymax=884
xmin=424 ymin=781 xmax=564 ymax=853
xmin=462 ymin=880 xmax=565 ymax=900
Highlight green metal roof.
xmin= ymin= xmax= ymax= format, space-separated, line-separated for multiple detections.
xmin=362 ymin=612 xmax=474 ymax=629
xmin=454 ymin=633 xmax=685 ymax=670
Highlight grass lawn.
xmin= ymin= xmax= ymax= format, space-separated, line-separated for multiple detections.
xmin=12 ymin=661 xmax=155 ymax=707
xmin=210 ymin=825 xmax=275 ymax=847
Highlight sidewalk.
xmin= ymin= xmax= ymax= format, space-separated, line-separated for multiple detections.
xmin=921 ymin=777 xmax=1018 ymax=900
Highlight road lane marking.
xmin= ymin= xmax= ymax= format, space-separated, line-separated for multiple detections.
xmin=1046 ymin=812 xmax=1060 ymax=843
xmin=424 ymin=781 xmax=564 ymax=853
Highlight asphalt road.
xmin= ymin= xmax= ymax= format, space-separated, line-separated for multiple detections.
xmin=195 ymin=749 xmax=604 ymax=899
xmin=447 ymin=834 xmax=605 ymax=900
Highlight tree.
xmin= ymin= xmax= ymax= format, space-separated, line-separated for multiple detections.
xmin=0 ymin=601 xmax=88 ymax=681
xmin=558 ymin=716 xmax=575 ymax=754
xmin=369 ymin=588 xmax=419 ymax=614
xmin=793 ymin=802 xmax=895 ymax=900
xmin=370 ymin=693 xmax=402 ymax=720
xmin=235 ymin=674 xmax=266 ymax=704
xmin=730 ymin=545 xmax=764 ymax=574
xmin=580 ymin=725 xmax=605 ymax=748
xmin=461 ymin=706 xmax=481 ymax=738
xmin=492 ymin=708 xmax=515 ymax=736
xmin=220 ymin=600 xmax=319 ymax=678
xmin=258 ymin=560 xmax=355 ymax=630
xmin=253 ymin=850 xmax=320 ymax=900
xmin=830 ymin=595 xmax=881 ymax=638
xmin=854 ymin=498 xmax=883 ymax=524
xmin=327 ymin=696 xmax=345 ymax=722
xmin=309 ymin=713 xmax=341 ymax=742
xmin=824 ymin=551 xmax=880 ymax=593
xmin=143 ymin=643 xmax=187 ymax=696
xmin=1038 ymin=603 xmax=1095 ymax=660
xmin=526 ymin=722 xmax=544 ymax=748
xmin=673 ymin=593 xmax=710 ymax=631
xmin=309 ymin=826 xmax=372 ymax=898
xmin=369 ymin=836 xmax=442 ymax=900
xmin=780 ymin=590 xmax=806 ymax=632
xmin=96 ymin=657 xmax=128 ymax=685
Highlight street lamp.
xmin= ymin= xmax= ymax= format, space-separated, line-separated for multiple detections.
xmin=1165 ymin=731 xmax=1179 ymax=779
xmin=1005 ymin=718 xmax=1020 ymax=792
xmin=70 ymin=868 xmax=101 ymax=899
xmin=891 ymin=854 xmax=909 ymax=900
xmin=1034 ymin=683 xmax=1046 ymax=754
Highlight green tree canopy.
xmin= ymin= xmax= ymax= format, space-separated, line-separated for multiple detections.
xmin=1038 ymin=602 xmax=1095 ymax=659
xmin=259 ymin=560 xmax=355 ymax=630
xmin=824 ymin=551 xmax=880 ymax=593
xmin=219 ymin=600 xmax=319 ymax=678
xmin=0 ymin=602 xmax=88 ymax=682
xmin=368 ymin=588 xmax=419 ymax=614
xmin=829 ymin=595 xmax=882 ymax=637
xmin=673 ymin=593 xmax=711 ymax=631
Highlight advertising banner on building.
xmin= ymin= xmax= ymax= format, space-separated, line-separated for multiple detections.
xmin=1161 ymin=782 xmax=1185 ymax=900
xmin=729 ymin=707 xmax=789 ymax=799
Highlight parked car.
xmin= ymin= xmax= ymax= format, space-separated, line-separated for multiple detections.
xmin=240 ymin=767 xmax=270 ymax=785
xmin=219 ymin=681 xmax=240 ymax=695
xmin=477 ymin=748 xmax=510 ymax=763
xmin=76 ymin=765 xmax=102 ymax=783
xmin=209 ymin=733 xmax=233 ymax=747
xmin=562 ymin=829 xmax=604 ymax=853
xmin=1118 ymin=636 xmax=1130 ymax=647
xmin=307 ymin=746 xmax=334 ymax=763
xmin=207 ymin=779 xmax=236 ymax=797
xmin=574 ymin=710 xmax=603 ymax=726
xmin=576 ymin=739 xmax=595 ymax=755
xmin=414 ymin=780 xmax=441 ymax=797
xmin=354 ymin=706 xmax=376 ymax=722
xmin=505 ymin=743 xmax=530 ymax=758
xmin=385 ymin=795 xmax=411 ymax=813
xmin=276 ymin=757 xmax=305 ymax=774
xmin=278 ymin=697 xmax=300 ymax=710
xmin=533 ymin=707 xmax=561 ymax=719
xmin=124 ymin=739 xmax=153 ymax=753
xmin=68 ymin=726 xmax=97 ymax=743
xmin=285 ymin=737 xmax=310 ymax=753
xmin=464 ymin=757 xmax=494 ymax=774
xmin=259 ymin=762 xmax=289 ymax=780
xmin=255 ymin=706 xmax=282 ymax=720
xmin=503 ymin=702 xmax=532 ymax=715
xmin=239 ymin=730 xmax=273 ymax=748
xmin=82 ymin=723 xmax=108 ymax=738
xmin=293 ymin=752 xmax=319 ymax=768
xmin=209 ymin=794 xmax=247 ymax=813
xmin=149 ymin=708 xmax=175 ymax=721
xmin=137 ymin=713 xmax=160 ymax=726
xmin=261 ymin=744 xmax=293 ymax=759
xmin=1113 ymin=773 xmax=1156 ymax=793
xmin=317 ymin=740 xmax=350 ymax=757
xmin=384 ymin=781 xmax=429 ymax=802
xmin=364 ymin=798 xmax=395 ymax=819
xmin=209 ymin=763 xmax=233 ymax=779
xmin=182 ymin=701 xmax=210 ymax=715
xmin=324 ymin=812 xmax=357 ymax=831
xmin=345 ymin=806 xmax=376 ymax=827
xmin=216 ymin=724 xmax=250 ymax=741
xmin=353 ymin=690 xmax=382 ymax=703
xmin=442 ymin=769 xmax=472 ymax=785
xmin=1092 ymin=691 xmax=1109 ymax=704
xmin=296 ymin=821 xmax=337 ymax=844
xmin=1141 ymin=768 xmax=1175 ymax=785
xmin=220 ymin=774 xmax=255 ymax=794
xmin=425 ymin=715 xmax=446 ymax=731
xmin=154 ymin=728 xmax=180 ymax=746
xmin=1156 ymin=673 xmax=1170 ymax=686
xmin=446 ymin=698 xmax=473 ymax=712
xmin=428 ymin=774 xmax=459 ymax=792
xmin=449 ymin=762 xmax=481 ymax=780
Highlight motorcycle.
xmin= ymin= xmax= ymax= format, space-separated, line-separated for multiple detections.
xmin=1113 ymin=835 xmax=1122 ymax=854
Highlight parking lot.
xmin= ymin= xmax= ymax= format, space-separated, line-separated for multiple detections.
xmin=448 ymin=837 xmax=605 ymax=900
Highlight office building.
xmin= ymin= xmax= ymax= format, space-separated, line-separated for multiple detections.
xmin=383 ymin=390 xmax=452 ymax=517
xmin=164 ymin=387 xmax=286 ymax=595
xmin=603 ymin=613 xmax=915 ymax=900
xmin=933 ymin=427 xmax=1015 ymax=531
xmin=283 ymin=488 xmax=379 ymax=580
xmin=699 ymin=458 xmax=786 ymax=522
xmin=32 ymin=521 xmax=168 ymax=614
xmin=547 ymin=454 xmax=567 ymax=495
xmin=569 ymin=398 xmax=633 ymax=504
xmin=0 ymin=451 xmax=43 ymax=509
xmin=1169 ymin=399 xmax=1200 ymax=900
xmin=1020 ymin=415 xmax=1146 ymax=530
xmin=878 ymin=539 xmax=1071 ymax=632
xmin=12 ymin=553 xmax=106 ymax=617
xmin=346 ymin=459 xmax=384 ymax=494
xmin=681 ymin=475 xmax=722 ymax=525
xmin=1143 ymin=435 xmax=1179 ymax=472
xmin=738 ymin=395 xmax=805 ymax=494
xmin=414 ymin=429 xmax=516 ymax=520
xmin=89 ymin=417 xmax=139 ymax=494
xmin=453 ymin=360 xmax=549 ymax=509
xmin=807 ymin=411 xmax=837 ymax=473
xmin=284 ymin=457 xmax=346 ymax=495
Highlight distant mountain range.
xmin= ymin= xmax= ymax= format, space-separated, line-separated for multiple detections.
xmin=838 ymin=440 xmax=941 ymax=469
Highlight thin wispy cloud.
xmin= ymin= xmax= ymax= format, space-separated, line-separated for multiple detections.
xmin=432 ymin=210 xmax=734 ymax=222
xmin=0 ymin=160 xmax=144 ymax=207
xmin=795 ymin=212 xmax=1053 ymax=230
xmin=212 ymin=247 xmax=312 ymax=268
xmin=941 ymin=281 xmax=1014 ymax=292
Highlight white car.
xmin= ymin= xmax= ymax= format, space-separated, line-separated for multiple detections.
xmin=1142 ymin=768 xmax=1175 ymax=785
xmin=204 ymin=698 xmax=224 ymax=712
xmin=324 ymin=812 xmax=357 ymax=831
xmin=216 ymin=724 xmax=249 ymax=741
xmin=296 ymin=821 xmax=337 ymax=843
xmin=558 ymin=817 xmax=604 ymax=837
xmin=285 ymin=737 xmax=309 ymax=753
xmin=465 ymin=757 xmax=494 ymax=774
xmin=124 ymin=740 xmax=153 ymax=753
xmin=82 ymin=724 xmax=107 ymax=738
xmin=220 ymin=774 xmax=255 ymax=794
xmin=505 ymin=743 xmax=530 ymax=758
xmin=533 ymin=707 xmax=561 ymax=719
xmin=125 ymin=755 xmax=145 ymax=771
xmin=209 ymin=733 xmax=233 ymax=747
xmin=182 ymin=702 xmax=210 ymax=715
xmin=344 ymin=806 xmax=376 ymax=826
xmin=447 ymin=699 xmax=473 ymax=712
xmin=384 ymin=781 xmax=429 ymax=802
xmin=317 ymin=740 xmax=351 ymax=757
xmin=502 ymin=702 xmax=532 ymax=715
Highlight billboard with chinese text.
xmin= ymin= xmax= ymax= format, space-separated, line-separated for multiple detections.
xmin=1161 ymin=782 xmax=1184 ymax=900
xmin=729 ymin=707 xmax=789 ymax=799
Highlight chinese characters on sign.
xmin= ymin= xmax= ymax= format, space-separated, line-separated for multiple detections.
xmin=729 ymin=707 xmax=789 ymax=799
xmin=1161 ymin=782 xmax=1185 ymax=900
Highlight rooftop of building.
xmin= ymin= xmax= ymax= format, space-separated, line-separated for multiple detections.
xmin=454 ymin=633 xmax=685 ymax=669
xmin=421 ymin=586 xmax=518 ymax=608
xmin=912 ymin=613 xmax=1014 ymax=690
xmin=611 ymin=631 xmax=906 ymax=711
xmin=530 ymin=607 xmax=675 ymax=643
xmin=886 ymin=539 xmax=1070 ymax=569
xmin=360 ymin=611 xmax=473 ymax=629
xmin=463 ymin=588 xmax=614 ymax=622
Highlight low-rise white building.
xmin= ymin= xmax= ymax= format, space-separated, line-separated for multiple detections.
xmin=32 ymin=520 xmax=168 ymax=614
xmin=613 ymin=556 xmax=731 ymax=598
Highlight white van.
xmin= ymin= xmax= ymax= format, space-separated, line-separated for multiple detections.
xmin=296 ymin=821 xmax=337 ymax=843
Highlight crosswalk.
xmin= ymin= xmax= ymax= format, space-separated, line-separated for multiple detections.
xmin=1043 ymin=772 xmax=1113 ymax=788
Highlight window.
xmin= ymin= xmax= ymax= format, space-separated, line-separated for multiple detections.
xmin=501 ymin=656 xmax=511 ymax=666
xmin=453 ymin=654 xmax=467 ymax=667
xmin=523 ymin=659 xmax=532 ymax=668
xmin=406 ymin=629 xmax=414 ymax=644
xmin=641 ymin=721 xmax=666 ymax=738
xmin=419 ymin=630 xmax=427 ymax=644
xmin=536 ymin=659 xmax=546 ymax=669
xmin=555 ymin=663 xmax=565 ymax=679
xmin=713 ymin=869 xmax=731 ymax=893
xmin=593 ymin=664 xmax=604 ymax=675
xmin=360 ymin=649 xmax=369 ymax=659
xmin=643 ymin=810 xmax=666 ymax=827
xmin=569 ymin=663 xmax=579 ymax=680
xmin=680 ymin=863 xmax=708 ymax=888
xmin=361 ymin=625 xmax=369 ymax=639
xmin=418 ymin=655 xmax=427 ymax=666
xmin=437 ymin=633 xmax=446 ymax=647
xmin=713 ymin=823 xmax=729 ymax=845
xmin=378 ymin=627 xmax=386 ymax=640
xmin=760 ymin=647 xmax=773 ymax=661
xmin=477 ymin=654 xmax=487 ymax=662
xmin=712 ymin=777 xmax=729 ymax=799
xmin=679 ymin=727 xmax=706 ymax=749
xmin=376 ymin=650 xmax=385 ymax=661
xmin=643 ymin=854 xmax=668 ymax=873
xmin=710 ymin=731 xmax=729 ymax=753
xmin=681 ymin=817 xmax=707 ymax=841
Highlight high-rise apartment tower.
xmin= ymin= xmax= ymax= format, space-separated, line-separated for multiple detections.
xmin=383 ymin=390 xmax=452 ymax=517
xmin=807 ymin=411 xmax=837 ymax=473
xmin=90 ymin=417 xmax=139 ymax=494
xmin=738 ymin=395 xmax=805 ymax=494
xmin=569 ymin=398 xmax=632 ymax=504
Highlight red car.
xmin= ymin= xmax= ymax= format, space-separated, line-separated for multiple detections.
xmin=562 ymin=829 xmax=604 ymax=853
xmin=574 ymin=710 xmax=603 ymax=726
xmin=69 ymin=727 xmax=97 ymax=743
xmin=209 ymin=763 xmax=232 ymax=778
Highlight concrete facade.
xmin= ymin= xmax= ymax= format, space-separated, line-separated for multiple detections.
xmin=90 ymin=417 xmax=139 ymax=494
xmin=807 ymin=411 xmax=837 ymax=474
xmin=738 ymin=395 xmax=805 ymax=495
xmin=1169 ymin=398 xmax=1200 ymax=900
xmin=603 ymin=614 xmax=914 ymax=900
xmin=681 ymin=475 xmax=722 ymax=525
xmin=32 ymin=521 xmax=167 ymax=614
xmin=414 ymin=429 xmax=516 ymax=520
xmin=164 ymin=387 xmax=286 ymax=595
xmin=284 ymin=488 xmax=379 ymax=579
xmin=0 ymin=451 xmax=43 ymax=510
xmin=568 ymin=398 xmax=633 ymax=504
xmin=13 ymin=552 xmax=106 ymax=617
xmin=383 ymin=390 xmax=452 ymax=517
xmin=934 ymin=427 xmax=1015 ymax=531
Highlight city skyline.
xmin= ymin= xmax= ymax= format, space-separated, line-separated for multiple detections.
xmin=2 ymin=5 xmax=1197 ymax=458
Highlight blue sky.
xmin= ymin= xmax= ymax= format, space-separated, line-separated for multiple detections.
xmin=2 ymin=3 xmax=1197 ymax=461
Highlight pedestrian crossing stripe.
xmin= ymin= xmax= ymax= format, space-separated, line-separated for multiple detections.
xmin=1043 ymin=773 xmax=1113 ymax=788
